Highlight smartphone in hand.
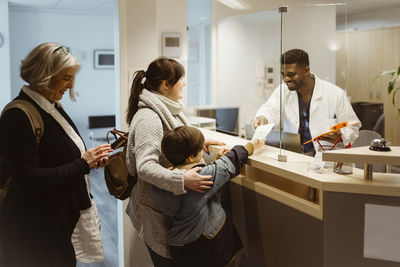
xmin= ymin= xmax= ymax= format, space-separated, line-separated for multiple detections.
xmin=107 ymin=147 xmax=123 ymax=158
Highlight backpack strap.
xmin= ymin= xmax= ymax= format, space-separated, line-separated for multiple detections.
xmin=1 ymin=99 xmax=44 ymax=144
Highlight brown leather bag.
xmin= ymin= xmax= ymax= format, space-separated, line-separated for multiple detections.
xmin=104 ymin=129 xmax=137 ymax=200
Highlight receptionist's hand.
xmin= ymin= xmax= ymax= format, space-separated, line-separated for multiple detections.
xmin=253 ymin=116 xmax=267 ymax=129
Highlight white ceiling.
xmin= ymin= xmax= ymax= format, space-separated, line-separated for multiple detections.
xmin=8 ymin=0 xmax=114 ymax=15
xmin=342 ymin=0 xmax=400 ymax=15
xmin=6 ymin=0 xmax=400 ymax=16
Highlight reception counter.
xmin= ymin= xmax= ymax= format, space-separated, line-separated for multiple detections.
xmin=201 ymin=129 xmax=400 ymax=267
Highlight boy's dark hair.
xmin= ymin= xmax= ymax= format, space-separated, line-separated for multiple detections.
xmin=281 ymin=49 xmax=309 ymax=66
xmin=161 ymin=126 xmax=205 ymax=166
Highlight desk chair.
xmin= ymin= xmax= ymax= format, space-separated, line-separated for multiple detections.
xmin=372 ymin=113 xmax=385 ymax=137
xmin=352 ymin=130 xmax=386 ymax=173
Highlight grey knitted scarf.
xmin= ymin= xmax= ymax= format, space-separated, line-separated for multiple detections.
xmin=138 ymin=89 xmax=188 ymax=130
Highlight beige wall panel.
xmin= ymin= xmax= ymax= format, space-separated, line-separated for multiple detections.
xmin=337 ymin=27 xmax=400 ymax=145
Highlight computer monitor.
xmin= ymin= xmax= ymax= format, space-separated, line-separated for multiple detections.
xmin=216 ymin=108 xmax=239 ymax=135
xmin=244 ymin=126 xmax=303 ymax=153
xmin=196 ymin=107 xmax=239 ymax=136
xmin=265 ymin=130 xmax=303 ymax=153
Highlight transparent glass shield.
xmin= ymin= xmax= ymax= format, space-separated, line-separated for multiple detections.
xmin=187 ymin=0 xmax=212 ymax=107
xmin=281 ymin=3 xmax=348 ymax=155
xmin=212 ymin=2 xmax=348 ymax=156
xmin=187 ymin=22 xmax=212 ymax=107
xmin=279 ymin=6 xmax=287 ymax=156
xmin=214 ymin=7 xmax=282 ymax=139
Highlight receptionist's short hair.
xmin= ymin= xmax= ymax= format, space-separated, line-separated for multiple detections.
xmin=281 ymin=49 xmax=309 ymax=66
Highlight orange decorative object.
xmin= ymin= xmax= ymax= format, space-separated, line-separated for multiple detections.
xmin=303 ymin=121 xmax=360 ymax=145
xmin=330 ymin=120 xmax=360 ymax=131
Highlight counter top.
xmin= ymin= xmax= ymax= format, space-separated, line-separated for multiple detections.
xmin=323 ymin=145 xmax=400 ymax=165
xmin=201 ymin=128 xmax=400 ymax=197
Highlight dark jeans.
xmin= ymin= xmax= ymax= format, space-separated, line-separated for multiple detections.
xmin=170 ymin=215 xmax=242 ymax=267
xmin=146 ymin=245 xmax=174 ymax=267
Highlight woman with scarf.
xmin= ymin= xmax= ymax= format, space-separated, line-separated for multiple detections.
xmin=125 ymin=57 xmax=222 ymax=267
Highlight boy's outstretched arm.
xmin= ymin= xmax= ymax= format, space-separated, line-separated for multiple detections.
xmin=202 ymin=138 xmax=264 ymax=197
xmin=224 ymin=138 xmax=264 ymax=175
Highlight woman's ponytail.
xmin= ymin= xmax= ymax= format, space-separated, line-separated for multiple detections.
xmin=126 ymin=70 xmax=146 ymax=125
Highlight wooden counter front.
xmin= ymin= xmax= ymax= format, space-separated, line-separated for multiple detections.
xmin=200 ymin=129 xmax=400 ymax=267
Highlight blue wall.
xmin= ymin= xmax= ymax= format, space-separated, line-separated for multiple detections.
xmin=0 ymin=2 xmax=11 ymax=111
xmin=9 ymin=8 xmax=115 ymax=138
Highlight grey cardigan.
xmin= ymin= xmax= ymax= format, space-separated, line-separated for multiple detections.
xmin=152 ymin=144 xmax=253 ymax=246
xmin=126 ymin=89 xmax=188 ymax=258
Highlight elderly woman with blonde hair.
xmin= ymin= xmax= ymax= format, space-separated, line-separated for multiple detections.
xmin=0 ymin=42 xmax=112 ymax=267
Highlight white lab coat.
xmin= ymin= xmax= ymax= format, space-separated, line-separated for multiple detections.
xmin=255 ymin=74 xmax=361 ymax=148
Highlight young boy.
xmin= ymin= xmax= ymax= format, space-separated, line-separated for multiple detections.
xmin=151 ymin=126 xmax=264 ymax=267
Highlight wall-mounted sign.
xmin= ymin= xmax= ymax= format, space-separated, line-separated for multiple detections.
xmin=94 ymin=49 xmax=114 ymax=69
xmin=162 ymin=32 xmax=182 ymax=58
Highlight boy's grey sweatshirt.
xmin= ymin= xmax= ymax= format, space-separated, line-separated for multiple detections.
xmin=151 ymin=143 xmax=253 ymax=246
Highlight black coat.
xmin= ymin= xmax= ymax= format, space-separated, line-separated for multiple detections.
xmin=0 ymin=91 xmax=91 ymax=267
